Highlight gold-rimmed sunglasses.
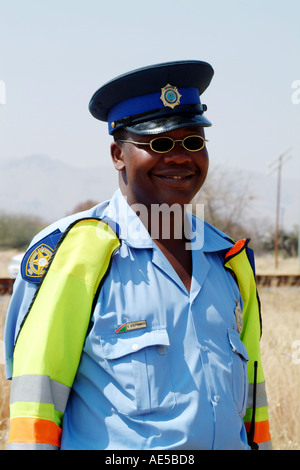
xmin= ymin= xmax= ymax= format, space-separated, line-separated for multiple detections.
xmin=116 ymin=135 xmax=208 ymax=154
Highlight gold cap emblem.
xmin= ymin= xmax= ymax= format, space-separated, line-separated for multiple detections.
xmin=160 ymin=84 xmax=182 ymax=109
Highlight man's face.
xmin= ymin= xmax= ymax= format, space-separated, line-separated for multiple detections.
xmin=110 ymin=126 xmax=209 ymax=208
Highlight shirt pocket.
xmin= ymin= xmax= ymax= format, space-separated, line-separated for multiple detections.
xmin=100 ymin=328 xmax=176 ymax=416
xmin=227 ymin=329 xmax=249 ymax=417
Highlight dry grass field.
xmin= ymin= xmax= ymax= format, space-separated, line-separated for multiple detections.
xmin=0 ymin=295 xmax=11 ymax=450
xmin=0 ymin=252 xmax=299 ymax=450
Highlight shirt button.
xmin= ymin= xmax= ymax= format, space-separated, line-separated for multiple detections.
xmin=200 ymin=345 xmax=208 ymax=352
xmin=132 ymin=343 xmax=139 ymax=351
xmin=157 ymin=345 xmax=167 ymax=355
xmin=214 ymin=395 xmax=220 ymax=403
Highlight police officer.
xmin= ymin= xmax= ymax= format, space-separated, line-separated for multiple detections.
xmin=4 ymin=61 xmax=271 ymax=450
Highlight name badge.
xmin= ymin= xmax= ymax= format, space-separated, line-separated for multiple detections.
xmin=115 ymin=320 xmax=147 ymax=334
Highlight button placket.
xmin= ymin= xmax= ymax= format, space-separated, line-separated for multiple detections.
xmin=198 ymin=342 xmax=221 ymax=408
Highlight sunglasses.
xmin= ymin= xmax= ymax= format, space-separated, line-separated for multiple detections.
xmin=117 ymin=135 xmax=207 ymax=154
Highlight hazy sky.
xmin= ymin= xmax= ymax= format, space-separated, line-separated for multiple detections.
xmin=0 ymin=0 xmax=299 ymax=184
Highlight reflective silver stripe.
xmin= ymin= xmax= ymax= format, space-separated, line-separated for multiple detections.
xmin=7 ymin=442 xmax=59 ymax=450
xmin=10 ymin=374 xmax=70 ymax=413
xmin=246 ymin=381 xmax=268 ymax=409
xmin=258 ymin=440 xmax=273 ymax=450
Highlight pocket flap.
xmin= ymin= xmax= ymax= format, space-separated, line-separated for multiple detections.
xmin=101 ymin=328 xmax=170 ymax=360
xmin=227 ymin=329 xmax=249 ymax=361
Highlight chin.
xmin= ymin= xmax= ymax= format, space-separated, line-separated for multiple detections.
xmin=155 ymin=193 xmax=196 ymax=208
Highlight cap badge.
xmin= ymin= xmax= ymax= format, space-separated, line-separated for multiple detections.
xmin=160 ymin=84 xmax=182 ymax=109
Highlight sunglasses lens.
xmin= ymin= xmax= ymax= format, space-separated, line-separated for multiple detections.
xmin=151 ymin=137 xmax=174 ymax=153
xmin=183 ymin=136 xmax=204 ymax=151
xmin=150 ymin=136 xmax=205 ymax=153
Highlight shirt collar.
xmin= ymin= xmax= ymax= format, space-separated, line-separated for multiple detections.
xmin=202 ymin=221 xmax=234 ymax=253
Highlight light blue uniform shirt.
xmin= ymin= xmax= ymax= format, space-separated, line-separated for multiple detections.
xmin=4 ymin=189 xmax=250 ymax=450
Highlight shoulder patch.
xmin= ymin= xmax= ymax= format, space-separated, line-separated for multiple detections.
xmin=21 ymin=229 xmax=62 ymax=283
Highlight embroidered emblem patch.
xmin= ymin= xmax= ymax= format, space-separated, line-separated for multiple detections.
xmin=235 ymin=299 xmax=243 ymax=333
xmin=21 ymin=229 xmax=62 ymax=283
xmin=160 ymin=83 xmax=182 ymax=109
xmin=26 ymin=244 xmax=53 ymax=278
xmin=115 ymin=320 xmax=147 ymax=334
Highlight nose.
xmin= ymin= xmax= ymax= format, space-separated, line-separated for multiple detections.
xmin=162 ymin=144 xmax=192 ymax=164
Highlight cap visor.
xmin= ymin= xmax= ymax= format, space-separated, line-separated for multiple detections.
xmin=125 ymin=114 xmax=212 ymax=135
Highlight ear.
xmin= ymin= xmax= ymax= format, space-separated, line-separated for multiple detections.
xmin=110 ymin=142 xmax=125 ymax=171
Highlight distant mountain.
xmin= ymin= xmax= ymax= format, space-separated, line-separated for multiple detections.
xmin=0 ymin=154 xmax=298 ymax=230
xmin=0 ymin=154 xmax=118 ymax=222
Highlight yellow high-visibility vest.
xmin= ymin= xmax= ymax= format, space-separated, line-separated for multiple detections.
xmin=224 ymin=238 xmax=271 ymax=449
xmin=8 ymin=218 xmax=120 ymax=449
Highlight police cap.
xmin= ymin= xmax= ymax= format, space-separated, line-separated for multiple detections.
xmin=89 ymin=60 xmax=214 ymax=135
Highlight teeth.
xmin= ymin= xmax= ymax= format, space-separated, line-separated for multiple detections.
xmin=165 ymin=176 xmax=186 ymax=179
xmin=155 ymin=174 xmax=193 ymax=180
